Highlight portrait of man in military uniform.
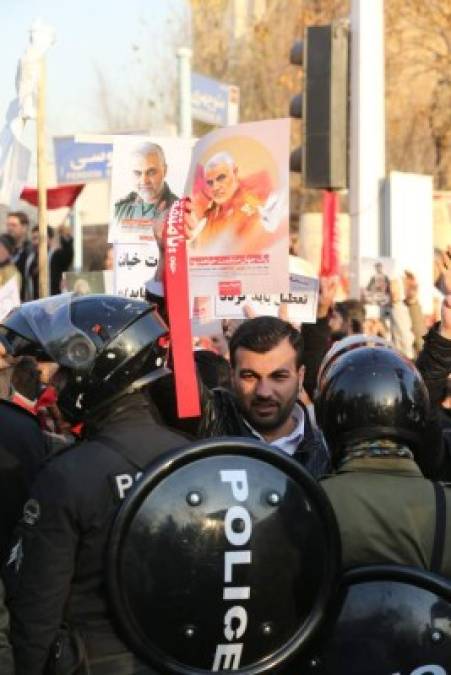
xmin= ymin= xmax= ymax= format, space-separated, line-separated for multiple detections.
xmin=187 ymin=151 xmax=284 ymax=257
xmin=113 ymin=142 xmax=178 ymax=242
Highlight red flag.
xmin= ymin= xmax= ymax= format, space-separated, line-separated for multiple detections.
xmin=20 ymin=183 xmax=85 ymax=209
xmin=320 ymin=189 xmax=340 ymax=277
xmin=163 ymin=198 xmax=201 ymax=419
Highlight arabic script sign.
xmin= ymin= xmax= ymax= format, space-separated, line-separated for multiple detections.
xmin=53 ymin=136 xmax=112 ymax=183
xmin=213 ymin=273 xmax=319 ymax=324
xmin=191 ymin=73 xmax=239 ymax=126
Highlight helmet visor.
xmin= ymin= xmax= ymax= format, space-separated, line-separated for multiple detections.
xmin=1 ymin=294 xmax=169 ymax=373
xmin=1 ymin=295 xmax=97 ymax=369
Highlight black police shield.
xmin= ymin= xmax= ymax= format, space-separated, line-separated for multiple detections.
xmin=108 ymin=438 xmax=341 ymax=674
xmin=297 ymin=565 xmax=451 ymax=675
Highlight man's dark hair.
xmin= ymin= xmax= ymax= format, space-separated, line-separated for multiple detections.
xmin=229 ymin=316 xmax=304 ymax=369
xmin=7 ymin=211 xmax=29 ymax=227
xmin=11 ymin=356 xmax=41 ymax=402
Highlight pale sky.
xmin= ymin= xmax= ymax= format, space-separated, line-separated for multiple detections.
xmin=0 ymin=0 xmax=188 ymax=137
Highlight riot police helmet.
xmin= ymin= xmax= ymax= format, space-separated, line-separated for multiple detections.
xmin=315 ymin=341 xmax=430 ymax=464
xmin=0 ymin=294 xmax=169 ymax=422
xmin=316 ymin=334 xmax=392 ymax=392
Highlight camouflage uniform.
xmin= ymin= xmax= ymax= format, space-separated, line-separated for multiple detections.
xmin=114 ymin=182 xmax=177 ymax=223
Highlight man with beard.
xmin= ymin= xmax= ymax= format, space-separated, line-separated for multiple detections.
xmin=187 ymin=152 xmax=283 ymax=256
xmin=198 ymin=316 xmax=330 ymax=478
xmin=114 ymin=142 xmax=177 ymax=232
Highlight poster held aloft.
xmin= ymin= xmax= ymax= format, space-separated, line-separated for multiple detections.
xmin=109 ymin=136 xmax=192 ymax=245
xmin=184 ymin=118 xmax=290 ymax=296
xmin=212 ymin=256 xmax=319 ymax=325
xmin=214 ymin=273 xmax=319 ymax=325
xmin=360 ymin=256 xmax=396 ymax=317
xmin=109 ymin=136 xmax=193 ymax=304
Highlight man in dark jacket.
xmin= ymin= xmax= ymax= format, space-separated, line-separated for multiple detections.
xmin=416 ymin=277 xmax=451 ymax=478
xmin=25 ymin=225 xmax=74 ymax=299
xmin=153 ymin=316 xmax=330 ymax=478
xmin=6 ymin=211 xmax=32 ymax=301
xmin=2 ymin=295 xmax=188 ymax=675
xmin=416 ymin=281 xmax=451 ymax=410
xmin=198 ymin=316 xmax=330 ymax=478
xmin=48 ymin=225 xmax=74 ymax=295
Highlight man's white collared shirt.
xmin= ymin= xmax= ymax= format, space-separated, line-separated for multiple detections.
xmin=245 ymin=403 xmax=305 ymax=456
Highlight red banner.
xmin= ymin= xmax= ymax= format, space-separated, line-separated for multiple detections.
xmin=320 ymin=189 xmax=340 ymax=277
xmin=20 ymin=183 xmax=85 ymax=209
xmin=164 ymin=199 xmax=201 ymax=418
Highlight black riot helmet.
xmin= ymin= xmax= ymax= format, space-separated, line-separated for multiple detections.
xmin=0 ymin=294 xmax=169 ymax=422
xmin=108 ymin=438 xmax=341 ymax=674
xmin=316 ymin=334 xmax=392 ymax=392
xmin=315 ymin=342 xmax=430 ymax=464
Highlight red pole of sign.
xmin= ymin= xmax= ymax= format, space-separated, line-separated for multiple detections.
xmin=163 ymin=199 xmax=201 ymax=419
xmin=320 ymin=189 xmax=339 ymax=277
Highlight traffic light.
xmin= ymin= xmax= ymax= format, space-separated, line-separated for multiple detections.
xmin=289 ymin=39 xmax=304 ymax=173
xmin=289 ymin=21 xmax=349 ymax=189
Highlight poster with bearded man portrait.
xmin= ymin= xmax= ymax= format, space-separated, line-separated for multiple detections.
xmin=109 ymin=136 xmax=192 ymax=245
xmin=184 ymin=119 xmax=290 ymax=297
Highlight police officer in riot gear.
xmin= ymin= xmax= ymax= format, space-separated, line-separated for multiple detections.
xmin=315 ymin=336 xmax=451 ymax=575
xmin=1 ymin=294 xmax=189 ymax=675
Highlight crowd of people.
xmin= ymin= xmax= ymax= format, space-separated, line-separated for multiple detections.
xmin=0 ymin=203 xmax=449 ymax=673
xmin=0 ymin=211 xmax=74 ymax=302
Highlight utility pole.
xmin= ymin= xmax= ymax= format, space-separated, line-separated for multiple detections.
xmin=349 ymin=0 xmax=386 ymax=297
xmin=28 ymin=20 xmax=55 ymax=298
xmin=37 ymin=55 xmax=48 ymax=298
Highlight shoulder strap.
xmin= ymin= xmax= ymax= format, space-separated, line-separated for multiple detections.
xmin=431 ymin=481 xmax=447 ymax=574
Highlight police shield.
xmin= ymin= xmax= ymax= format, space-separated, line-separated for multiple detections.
xmin=108 ymin=438 xmax=341 ymax=674
xmin=297 ymin=565 xmax=451 ymax=675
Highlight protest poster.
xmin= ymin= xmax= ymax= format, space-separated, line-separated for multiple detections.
xmin=109 ymin=136 xmax=192 ymax=245
xmin=214 ymin=272 xmax=319 ymax=325
xmin=0 ymin=276 xmax=20 ymax=321
xmin=109 ymin=136 xmax=192 ymax=300
xmin=185 ymin=118 xmax=290 ymax=296
xmin=113 ymin=243 xmax=157 ymax=299
xmin=361 ymin=257 xmax=396 ymax=310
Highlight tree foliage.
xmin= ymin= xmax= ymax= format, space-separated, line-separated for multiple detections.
xmin=386 ymin=0 xmax=451 ymax=188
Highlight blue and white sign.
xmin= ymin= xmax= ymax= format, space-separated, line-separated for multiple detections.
xmin=53 ymin=137 xmax=113 ymax=183
xmin=191 ymin=73 xmax=239 ymax=127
